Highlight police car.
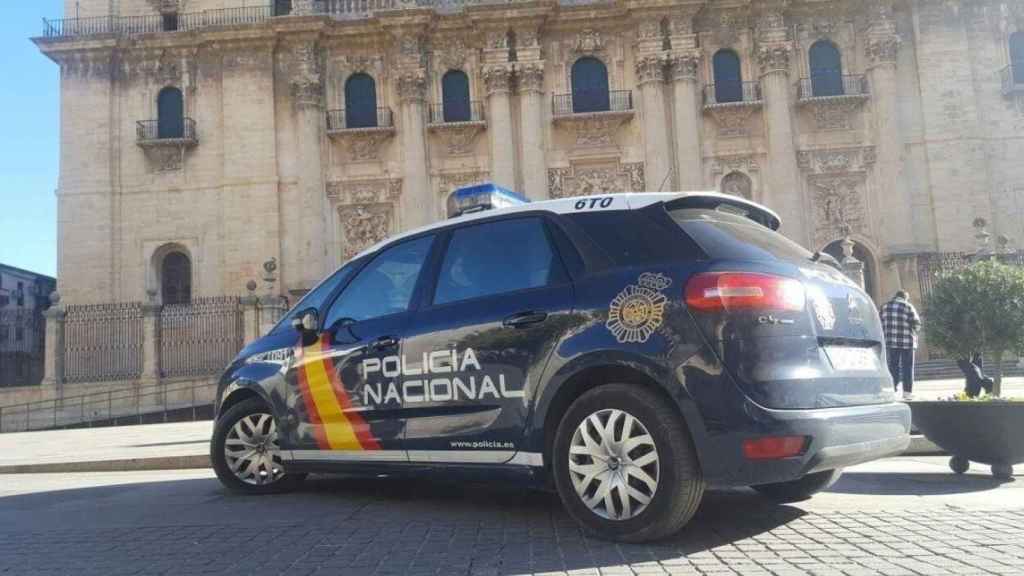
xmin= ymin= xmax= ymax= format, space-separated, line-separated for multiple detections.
xmin=210 ymin=184 xmax=910 ymax=542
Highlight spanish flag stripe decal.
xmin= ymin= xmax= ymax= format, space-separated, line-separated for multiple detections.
xmin=296 ymin=352 xmax=330 ymax=450
xmin=297 ymin=336 xmax=378 ymax=451
xmin=323 ymin=356 xmax=381 ymax=450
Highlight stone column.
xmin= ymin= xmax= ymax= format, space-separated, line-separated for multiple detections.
xmin=41 ymin=294 xmax=65 ymax=397
xmin=258 ymin=295 xmax=288 ymax=337
xmin=866 ymin=1 xmax=913 ymax=250
xmin=241 ymin=293 xmax=260 ymax=345
xmin=484 ymin=64 xmax=516 ymax=189
xmin=140 ymin=301 xmax=161 ymax=385
xmin=288 ymin=39 xmax=328 ymax=290
xmin=669 ymin=52 xmax=703 ymax=190
xmin=397 ymin=69 xmax=431 ymax=229
xmin=636 ymin=55 xmax=672 ymax=191
xmin=840 ymin=236 xmax=866 ymax=289
xmin=757 ymin=3 xmax=807 ymax=245
xmin=517 ymin=62 xmax=547 ymax=200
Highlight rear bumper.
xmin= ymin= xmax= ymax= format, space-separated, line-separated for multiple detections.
xmin=699 ymin=400 xmax=911 ymax=487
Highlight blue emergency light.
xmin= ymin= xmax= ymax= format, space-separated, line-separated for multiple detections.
xmin=446 ymin=182 xmax=530 ymax=218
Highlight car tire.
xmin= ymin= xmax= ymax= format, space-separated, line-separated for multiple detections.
xmin=552 ymin=383 xmax=704 ymax=543
xmin=211 ymin=397 xmax=305 ymax=495
xmin=751 ymin=468 xmax=843 ymax=503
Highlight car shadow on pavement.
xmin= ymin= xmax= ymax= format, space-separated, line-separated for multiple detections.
xmin=827 ymin=471 xmax=1012 ymax=495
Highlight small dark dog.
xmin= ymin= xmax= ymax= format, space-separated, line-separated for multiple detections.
xmin=958 ymin=354 xmax=994 ymax=398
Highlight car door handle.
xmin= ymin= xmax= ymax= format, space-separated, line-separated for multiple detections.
xmin=369 ymin=335 xmax=399 ymax=351
xmin=503 ymin=311 xmax=548 ymax=328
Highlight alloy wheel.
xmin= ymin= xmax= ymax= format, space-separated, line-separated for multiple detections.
xmin=568 ymin=408 xmax=660 ymax=521
xmin=224 ymin=413 xmax=285 ymax=486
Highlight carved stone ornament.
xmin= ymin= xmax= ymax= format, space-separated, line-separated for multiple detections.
xmin=547 ymin=162 xmax=645 ymax=199
xmin=155 ymin=50 xmax=180 ymax=83
xmin=573 ymin=29 xmax=606 ymax=55
xmin=289 ymin=41 xmax=322 ymax=108
xmin=721 ymin=171 xmax=753 ymax=199
xmin=337 ymin=204 xmax=394 ymax=261
xmin=711 ymin=155 xmax=760 ymax=176
xmin=428 ymin=122 xmax=485 ymax=156
xmin=331 ymin=129 xmax=395 ymax=162
xmin=708 ymin=105 xmax=756 ymax=137
xmin=400 ymin=35 xmax=424 ymax=58
xmin=757 ymin=44 xmax=792 ymax=74
xmin=668 ymin=52 xmax=700 ymax=82
xmin=797 ymin=146 xmax=877 ymax=174
xmin=483 ymin=65 xmax=513 ymax=96
xmin=635 ymin=54 xmax=667 ymax=85
xmin=705 ymin=8 xmax=748 ymax=47
xmin=804 ymin=97 xmax=866 ymax=131
xmin=397 ymin=70 xmax=427 ymax=103
xmin=517 ymin=62 xmax=545 ymax=94
xmin=434 ymin=38 xmax=471 ymax=71
xmin=142 ymin=146 xmax=186 ymax=173
xmin=58 ymin=51 xmax=115 ymax=80
xmin=866 ymin=34 xmax=901 ymax=65
xmin=148 ymin=0 xmax=184 ymax=14
xmin=327 ymin=178 xmax=403 ymax=205
xmin=809 ymin=175 xmax=869 ymax=248
xmin=338 ymin=54 xmax=379 ymax=74
xmin=554 ymin=113 xmax=633 ymax=147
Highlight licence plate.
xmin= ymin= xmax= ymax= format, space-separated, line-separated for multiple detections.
xmin=825 ymin=347 xmax=878 ymax=372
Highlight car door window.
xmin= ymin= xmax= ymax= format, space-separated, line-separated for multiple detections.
xmin=325 ymin=236 xmax=433 ymax=328
xmin=434 ymin=217 xmax=566 ymax=306
xmin=272 ymin=261 xmax=360 ymax=334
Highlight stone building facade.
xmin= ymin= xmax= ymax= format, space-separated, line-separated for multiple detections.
xmin=34 ymin=0 xmax=1024 ymax=308
xmin=0 ymin=264 xmax=56 ymax=387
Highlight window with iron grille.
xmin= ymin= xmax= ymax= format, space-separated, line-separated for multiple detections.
xmin=809 ymin=40 xmax=844 ymax=97
xmin=571 ymin=57 xmax=610 ymax=113
xmin=712 ymin=50 xmax=743 ymax=104
xmin=157 ymin=87 xmax=185 ymax=138
xmin=442 ymin=70 xmax=472 ymax=122
xmin=345 ymin=73 xmax=379 ymax=128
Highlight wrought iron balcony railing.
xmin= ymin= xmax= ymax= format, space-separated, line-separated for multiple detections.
xmin=427 ymin=101 xmax=485 ymax=124
xmin=1001 ymin=64 xmax=1024 ymax=96
xmin=326 ymin=107 xmax=394 ymax=131
xmin=798 ymin=74 xmax=869 ymax=100
xmin=703 ymin=81 xmax=763 ymax=107
xmin=136 ymin=118 xmax=198 ymax=144
xmin=551 ymin=90 xmax=633 ymax=117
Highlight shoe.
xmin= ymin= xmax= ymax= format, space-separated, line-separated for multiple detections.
xmin=902 ymin=392 xmax=914 ymax=401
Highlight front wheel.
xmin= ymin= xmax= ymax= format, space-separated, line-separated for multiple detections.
xmin=211 ymin=397 xmax=305 ymax=495
xmin=552 ymin=384 xmax=704 ymax=543
xmin=752 ymin=469 xmax=843 ymax=503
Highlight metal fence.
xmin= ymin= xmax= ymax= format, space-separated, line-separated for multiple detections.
xmin=427 ymin=101 xmax=485 ymax=124
xmin=160 ymin=297 xmax=243 ymax=378
xmin=798 ymin=75 xmax=869 ymax=100
xmin=552 ymin=90 xmax=634 ymax=117
xmin=136 ymin=118 xmax=198 ymax=143
xmin=64 ymin=302 xmax=144 ymax=383
xmin=326 ymin=107 xmax=394 ymax=131
xmin=916 ymin=251 xmax=1024 ymax=303
xmin=703 ymin=81 xmax=762 ymax=107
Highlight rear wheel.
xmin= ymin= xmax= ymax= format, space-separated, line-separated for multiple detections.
xmin=752 ymin=469 xmax=843 ymax=503
xmin=211 ymin=397 xmax=305 ymax=494
xmin=552 ymin=384 xmax=704 ymax=542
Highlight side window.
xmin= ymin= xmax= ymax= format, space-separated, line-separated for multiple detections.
xmin=325 ymin=235 xmax=434 ymax=327
xmin=434 ymin=218 xmax=566 ymax=306
xmin=273 ymin=261 xmax=360 ymax=334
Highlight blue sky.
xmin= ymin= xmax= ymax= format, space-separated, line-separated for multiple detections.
xmin=0 ymin=1 xmax=62 ymax=278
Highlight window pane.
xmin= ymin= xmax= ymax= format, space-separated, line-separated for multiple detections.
xmin=442 ymin=71 xmax=471 ymax=122
xmin=571 ymin=57 xmax=610 ymax=113
xmin=713 ymin=50 xmax=743 ymax=103
xmin=434 ymin=218 xmax=564 ymax=306
xmin=325 ymin=235 xmax=434 ymax=326
xmin=273 ymin=260 xmax=360 ymax=334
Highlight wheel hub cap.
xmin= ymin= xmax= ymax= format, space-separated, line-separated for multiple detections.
xmin=568 ymin=408 xmax=660 ymax=521
xmin=224 ymin=413 xmax=285 ymax=486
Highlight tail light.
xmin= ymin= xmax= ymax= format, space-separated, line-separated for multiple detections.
xmin=685 ymin=272 xmax=805 ymax=313
xmin=742 ymin=436 xmax=808 ymax=460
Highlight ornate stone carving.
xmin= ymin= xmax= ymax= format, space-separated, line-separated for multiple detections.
xmin=327 ymin=178 xmax=402 ymax=204
xmin=483 ymin=65 xmax=513 ymax=96
xmin=797 ymin=147 xmax=876 ymax=174
xmin=708 ymin=104 xmax=756 ymax=137
xmin=337 ymin=54 xmax=379 ymax=74
xmin=573 ymin=29 xmax=606 ymax=55
xmin=517 ymin=62 xmax=545 ymax=94
xmin=155 ymin=50 xmax=180 ymax=83
xmin=637 ymin=20 xmax=662 ymax=42
xmin=866 ymin=34 xmax=901 ymax=65
xmin=635 ymin=54 xmax=667 ymax=85
xmin=332 ymin=129 xmax=395 ymax=162
xmin=757 ymin=44 xmax=792 ymax=74
xmin=711 ymin=155 xmax=761 ymax=176
xmin=288 ymin=41 xmax=322 ymax=108
xmin=400 ymin=35 xmax=424 ymax=58
xmin=434 ymin=38 xmax=471 ymax=71
xmin=809 ymin=175 xmax=868 ymax=248
xmin=805 ymin=97 xmax=866 ymax=130
xmin=562 ymin=114 xmax=631 ymax=147
xmin=143 ymin=146 xmax=185 ymax=173
xmin=337 ymin=204 xmax=394 ymax=260
xmin=58 ymin=51 xmax=115 ymax=80
xmin=547 ymin=162 xmax=645 ymax=199
xmin=668 ymin=52 xmax=700 ymax=82
xmin=428 ymin=123 xmax=485 ymax=156
xmin=147 ymin=0 xmax=184 ymax=14
xmin=721 ymin=171 xmax=753 ymax=199
xmin=397 ymin=70 xmax=427 ymax=103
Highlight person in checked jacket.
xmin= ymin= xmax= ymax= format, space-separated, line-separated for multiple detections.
xmin=880 ymin=290 xmax=923 ymax=400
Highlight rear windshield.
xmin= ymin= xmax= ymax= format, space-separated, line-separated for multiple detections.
xmin=564 ymin=210 xmax=704 ymax=265
xmin=667 ymin=208 xmax=812 ymax=262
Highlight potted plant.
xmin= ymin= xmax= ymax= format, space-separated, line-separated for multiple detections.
xmin=910 ymin=260 xmax=1024 ymax=480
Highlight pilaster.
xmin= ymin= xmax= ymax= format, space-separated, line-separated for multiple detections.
xmin=635 ymin=53 xmax=671 ymax=190
xmin=483 ymin=63 xmax=517 ymax=189
xmin=669 ymin=51 xmax=703 ymax=190
xmin=517 ymin=61 xmax=548 ymax=199
xmin=41 ymin=298 xmax=66 ymax=397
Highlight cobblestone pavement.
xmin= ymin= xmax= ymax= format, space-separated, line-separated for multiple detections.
xmin=1 ymin=459 xmax=1022 ymax=576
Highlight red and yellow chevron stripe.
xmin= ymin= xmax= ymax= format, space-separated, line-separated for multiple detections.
xmin=296 ymin=336 xmax=380 ymax=451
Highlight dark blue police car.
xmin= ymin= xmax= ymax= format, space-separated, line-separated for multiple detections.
xmin=211 ymin=184 xmax=911 ymax=542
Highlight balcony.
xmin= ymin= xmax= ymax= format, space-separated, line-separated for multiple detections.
xmin=136 ymin=118 xmax=198 ymax=147
xmin=551 ymin=90 xmax=634 ymax=118
xmin=797 ymin=75 xmax=870 ymax=102
xmin=703 ymin=81 xmax=763 ymax=109
xmin=427 ymin=101 xmax=485 ymax=126
xmin=426 ymin=101 xmax=486 ymax=156
xmin=325 ymin=108 xmax=395 ymax=161
xmin=1001 ymin=65 xmax=1024 ymax=96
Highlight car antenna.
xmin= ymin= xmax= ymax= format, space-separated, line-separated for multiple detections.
xmin=657 ymin=169 xmax=673 ymax=192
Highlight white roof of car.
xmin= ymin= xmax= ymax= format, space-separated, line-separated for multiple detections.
xmin=354 ymin=191 xmax=779 ymax=259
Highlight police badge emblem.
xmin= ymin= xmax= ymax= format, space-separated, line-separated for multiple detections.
xmin=606 ymin=272 xmax=673 ymax=343
xmin=808 ymin=286 xmax=836 ymax=331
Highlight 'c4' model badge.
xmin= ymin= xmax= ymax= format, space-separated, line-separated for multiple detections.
xmin=606 ymin=273 xmax=672 ymax=344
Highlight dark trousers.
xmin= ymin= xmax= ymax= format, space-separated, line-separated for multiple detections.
xmin=887 ymin=347 xmax=915 ymax=393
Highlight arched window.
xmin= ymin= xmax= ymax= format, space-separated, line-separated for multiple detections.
xmin=721 ymin=171 xmax=752 ymax=199
xmin=161 ymin=251 xmax=191 ymax=305
xmin=712 ymin=50 xmax=743 ymax=104
xmin=157 ymin=87 xmax=184 ymax=139
xmin=274 ymin=0 xmax=292 ymax=16
xmin=442 ymin=70 xmax=472 ymax=122
xmin=345 ymin=73 xmax=378 ymax=129
xmin=1011 ymin=32 xmax=1024 ymax=84
xmin=809 ymin=40 xmax=844 ymax=97
xmin=571 ymin=57 xmax=610 ymax=113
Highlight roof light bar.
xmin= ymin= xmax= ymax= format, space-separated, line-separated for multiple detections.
xmin=446 ymin=183 xmax=530 ymax=218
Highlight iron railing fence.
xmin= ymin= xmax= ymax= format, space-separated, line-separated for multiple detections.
xmin=798 ymin=74 xmax=869 ymax=100
xmin=703 ymin=81 xmax=762 ymax=107
xmin=1001 ymin=64 xmax=1024 ymax=96
xmin=325 ymin=107 xmax=394 ymax=131
xmin=916 ymin=251 xmax=1024 ymax=304
xmin=314 ymin=0 xmax=402 ymax=19
xmin=551 ymin=90 xmax=633 ymax=117
xmin=137 ymin=118 xmax=198 ymax=142
xmin=160 ymin=297 xmax=243 ymax=378
xmin=427 ymin=101 xmax=486 ymax=124
xmin=63 ymin=302 xmax=144 ymax=383
xmin=0 ymin=378 xmax=217 ymax=434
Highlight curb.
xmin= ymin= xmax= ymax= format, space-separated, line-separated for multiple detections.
xmin=0 ymin=454 xmax=210 ymax=474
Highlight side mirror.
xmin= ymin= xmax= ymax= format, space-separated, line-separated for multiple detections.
xmin=291 ymin=308 xmax=320 ymax=334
